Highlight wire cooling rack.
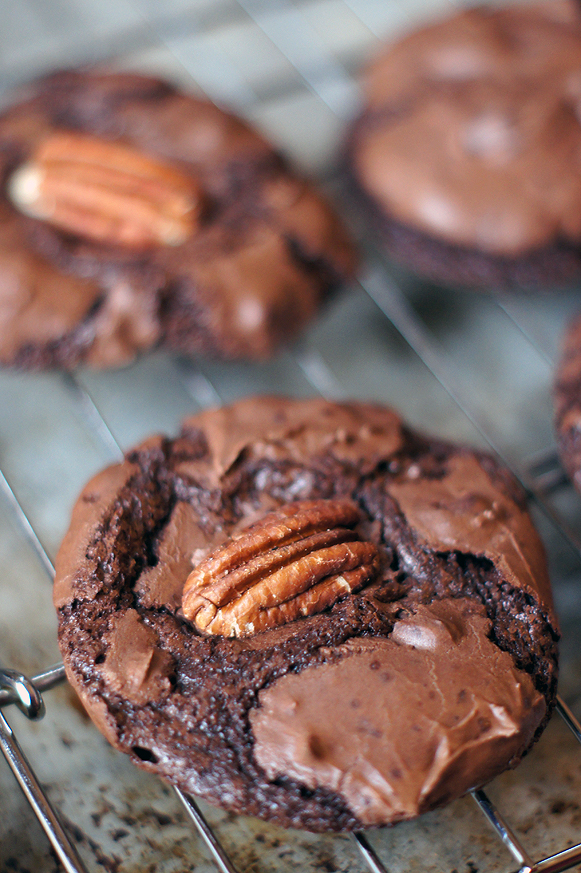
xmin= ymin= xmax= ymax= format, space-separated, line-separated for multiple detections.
xmin=3 ymin=1 xmax=581 ymax=871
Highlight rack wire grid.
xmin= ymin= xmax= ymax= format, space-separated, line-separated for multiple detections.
xmin=2 ymin=0 xmax=581 ymax=871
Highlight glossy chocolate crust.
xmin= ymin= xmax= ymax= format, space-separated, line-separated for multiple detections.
xmin=0 ymin=71 xmax=356 ymax=369
xmin=554 ymin=314 xmax=581 ymax=491
xmin=346 ymin=1 xmax=581 ymax=289
xmin=54 ymin=397 xmax=558 ymax=831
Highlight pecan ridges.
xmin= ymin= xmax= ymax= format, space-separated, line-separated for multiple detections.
xmin=181 ymin=499 xmax=381 ymax=637
xmin=8 ymin=131 xmax=201 ymax=249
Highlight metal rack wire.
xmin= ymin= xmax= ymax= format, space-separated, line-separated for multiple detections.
xmin=3 ymin=1 xmax=581 ymax=871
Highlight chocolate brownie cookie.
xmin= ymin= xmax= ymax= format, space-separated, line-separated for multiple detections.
xmin=0 ymin=71 xmax=356 ymax=369
xmin=554 ymin=313 xmax=581 ymax=491
xmin=53 ymin=397 xmax=558 ymax=831
xmin=347 ymin=1 xmax=581 ymax=289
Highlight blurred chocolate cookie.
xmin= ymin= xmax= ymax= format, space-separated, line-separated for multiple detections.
xmin=0 ymin=70 xmax=356 ymax=368
xmin=54 ymin=396 xmax=558 ymax=831
xmin=347 ymin=2 xmax=581 ymax=288
xmin=554 ymin=313 xmax=581 ymax=490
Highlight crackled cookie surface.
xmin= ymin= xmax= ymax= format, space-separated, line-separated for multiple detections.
xmin=347 ymin=1 xmax=581 ymax=288
xmin=54 ymin=397 xmax=558 ymax=831
xmin=0 ymin=71 xmax=356 ymax=368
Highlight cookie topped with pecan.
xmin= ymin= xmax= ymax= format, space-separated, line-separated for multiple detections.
xmin=0 ymin=71 xmax=356 ymax=369
xmin=53 ymin=397 xmax=558 ymax=831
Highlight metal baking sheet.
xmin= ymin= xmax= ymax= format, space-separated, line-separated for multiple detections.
xmin=2 ymin=1 xmax=581 ymax=871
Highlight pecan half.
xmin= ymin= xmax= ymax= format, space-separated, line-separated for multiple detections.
xmin=8 ymin=131 xmax=202 ymax=248
xmin=181 ymin=499 xmax=381 ymax=637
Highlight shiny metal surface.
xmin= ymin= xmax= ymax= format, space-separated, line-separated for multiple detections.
xmin=2 ymin=1 xmax=581 ymax=871
xmin=0 ymin=708 xmax=89 ymax=873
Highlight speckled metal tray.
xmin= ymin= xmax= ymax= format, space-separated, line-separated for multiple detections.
xmin=2 ymin=2 xmax=581 ymax=872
